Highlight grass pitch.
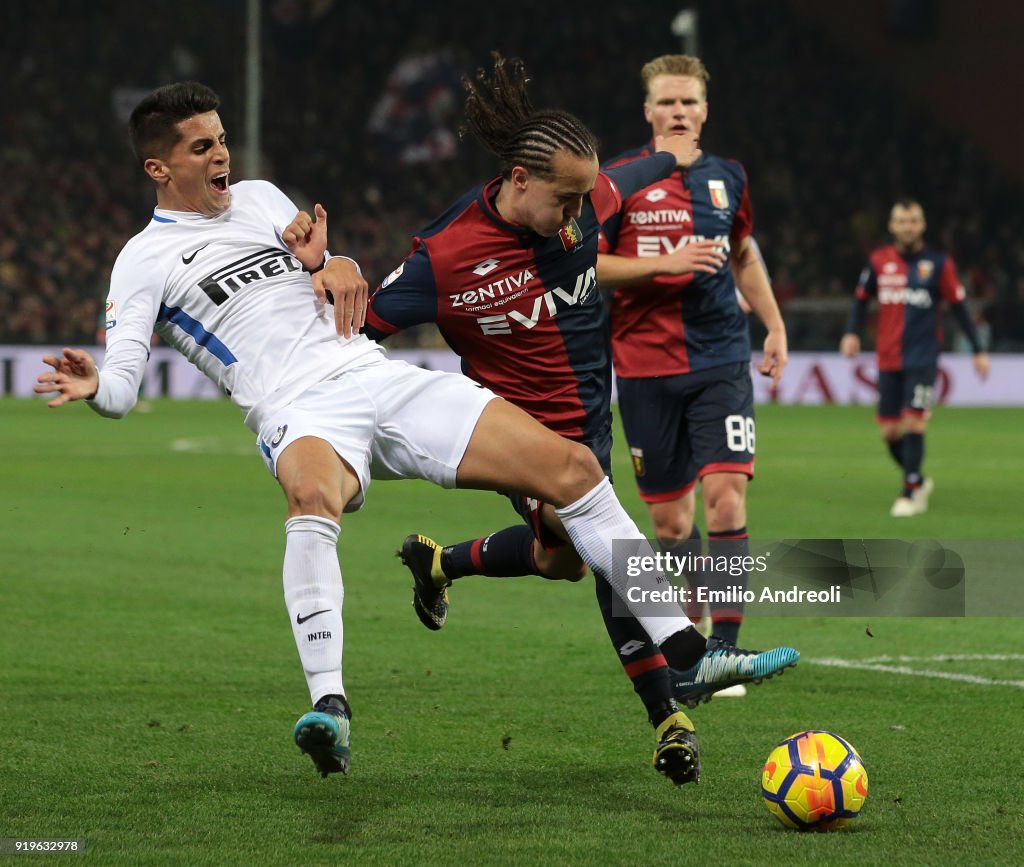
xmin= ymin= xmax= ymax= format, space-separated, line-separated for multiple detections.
xmin=1 ymin=398 xmax=1022 ymax=865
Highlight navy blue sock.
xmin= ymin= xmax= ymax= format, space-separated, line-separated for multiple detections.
xmin=707 ymin=527 xmax=748 ymax=645
xmin=594 ymin=575 xmax=676 ymax=726
xmin=902 ymin=432 xmax=925 ymax=495
xmin=886 ymin=436 xmax=904 ymax=469
xmin=440 ymin=525 xmax=537 ymax=579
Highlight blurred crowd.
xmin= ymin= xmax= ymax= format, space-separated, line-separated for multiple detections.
xmin=2 ymin=0 xmax=1021 ymax=350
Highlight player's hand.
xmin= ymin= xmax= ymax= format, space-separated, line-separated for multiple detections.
xmin=660 ymin=239 xmax=727 ymax=275
xmin=654 ymin=132 xmax=702 ymax=169
xmin=973 ymin=351 xmax=990 ymax=381
xmin=34 ymin=348 xmax=99 ymax=407
xmin=759 ymin=330 xmax=788 ymax=387
xmin=315 ymin=257 xmax=368 ymax=339
xmin=283 ymin=203 xmax=329 ymax=271
xmin=839 ymin=333 xmax=860 ymax=358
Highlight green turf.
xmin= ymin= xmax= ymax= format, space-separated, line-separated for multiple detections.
xmin=1 ymin=398 xmax=1022 ymax=865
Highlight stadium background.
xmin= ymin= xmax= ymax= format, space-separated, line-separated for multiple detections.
xmin=4 ymin=4 xmax=1024 ymax=861
xmin=2 ymin=0 xmax=1023 ymax=357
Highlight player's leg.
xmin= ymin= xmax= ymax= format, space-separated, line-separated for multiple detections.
xmin=524 ymin=503 xmax=696 ymax=783
xmin=648 ymin=494 xmax=706 ymax=626
xmin=399 ymin=503 xmax=580 ymax=631
xmin=455 ymin=398 xmax=705 ymax=662
xmin=899 ymin=366 xmax=936 ymax=513
xmin=878 ymin=371 xmax=916 ymax=516
xmin=618 ymin=375 xmax=707 ymax=625
xmin=368 ymin=361 xmax=785 ymax=699
xmin=700 ymin=471 xmax=749 ymax=644
xmin=257 ymin=385 xmax=375 ymax=778
xmin=670 ymin=364 xmax=798 ymax=704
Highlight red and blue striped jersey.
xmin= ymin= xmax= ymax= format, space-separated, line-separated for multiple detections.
xmin=854 ymin=245 xmax=966 ymax=371
xmin=364 ymin=153 xmax=677 ymax=440
xmin=599 ymin=146 xmax=754 ymax=378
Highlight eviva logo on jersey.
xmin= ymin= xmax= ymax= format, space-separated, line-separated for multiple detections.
xmin=878 ymin=286 xmax=933 ymax=307
xmin=636 ymin=233 xmax=729 ymax=258
xmin=474 ymin=266 xmax=596 ymax=335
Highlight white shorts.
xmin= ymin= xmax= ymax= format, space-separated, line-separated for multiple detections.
xmin=256 ymin=355 xmax=496 ymax=511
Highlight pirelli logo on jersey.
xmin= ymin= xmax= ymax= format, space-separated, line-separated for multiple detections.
xmin=475 ymin=266 xmax=596 ymax=335
xmin=197 ymin=247 xmax=302 ymax=305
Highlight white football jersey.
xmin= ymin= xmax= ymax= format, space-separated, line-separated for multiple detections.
xmin=101 ymin=180 xmax=382 ymax=430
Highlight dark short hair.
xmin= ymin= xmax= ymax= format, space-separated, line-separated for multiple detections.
xmin=128 ymin=81 xmax=220 ymax=164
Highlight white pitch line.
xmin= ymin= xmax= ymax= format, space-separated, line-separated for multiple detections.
xmin=808 ymin=657 xmax=1024 ymax=689
xmin=858 ymin=654 xmax=1024 ymax=664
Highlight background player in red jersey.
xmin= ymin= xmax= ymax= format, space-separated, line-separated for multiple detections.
xmin=840 ymin=198 xmax=989 ymax=516
xmin=365 ymin=53 xmax=799 ymax=785
xmin=596 ymin=55 xmax=788 ymax=685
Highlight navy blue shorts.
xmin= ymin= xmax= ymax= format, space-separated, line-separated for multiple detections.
xmin=506 ymin=422 xmax=613 ymax=550
xmin=877 ymin=365 xmax=937 ymax=421
xmin=617 ymin=362 xmax=755 ymax=503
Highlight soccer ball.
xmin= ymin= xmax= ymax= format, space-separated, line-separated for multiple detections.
xmin=761 ymin=730 xmax=868 ymax=830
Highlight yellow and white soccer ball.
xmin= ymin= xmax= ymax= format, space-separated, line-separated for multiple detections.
xmin=761 ymin=730 xmax=869 ymax=830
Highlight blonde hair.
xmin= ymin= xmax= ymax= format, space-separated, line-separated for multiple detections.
xmin=641 ymin=55 xmax=710 ymax=100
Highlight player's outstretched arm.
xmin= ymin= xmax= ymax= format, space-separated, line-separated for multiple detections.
xmin=597 ymin=240 xmax=727 ymax=290
xmin=283 ymin=203 xmax=329 ymax=272
xmin=35 ymin=348 xmax=99 ymax=407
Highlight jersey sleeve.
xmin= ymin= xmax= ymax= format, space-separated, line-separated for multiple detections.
xmin=731 ymin=180 xmax=754 ymax=245
xmin=938 ymin=255 xmax=967 ymax=303
xmin=364 ymin=241 xmax=439 ymax=339
xmin=90 ymin=244 xmax=163 ymax=417
xmin=602 ymin=152 xmax=675 ymax=211
xmin=855 ymin=260 xmax=878 ymax=301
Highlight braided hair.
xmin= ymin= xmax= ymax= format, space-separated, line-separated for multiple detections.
xmin=461 ymin=52 xmax=597 ymax=180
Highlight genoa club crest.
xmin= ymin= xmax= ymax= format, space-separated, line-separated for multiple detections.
xmin=917 ymin=260 xmax=934 ymax=281
xmin=708 ymin=179 xmax=729 ymax=210
xmin=559 ymin=218 xmax=583 ymax=252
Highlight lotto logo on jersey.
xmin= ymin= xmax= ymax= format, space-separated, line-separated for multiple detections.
xmin=708 ymin=180 xmax=729 ymax=209
xmin=917 ymin=261 xmax=934 ymax=281
xmin=559 ymin=219 xmax=583 ymax=251
xmin=645 ymin=188 xmax=668 ymax=203
xmin=105 ymin=299 xmax=117 ymax=329
xmin=473 ymin=258 xmax=501 ymax=276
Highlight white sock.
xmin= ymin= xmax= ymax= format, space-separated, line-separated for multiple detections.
xmin=283 ymin=516 xmax=346 ymax=706
xmin=555 ymin=477 xmax=692 ymax=644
